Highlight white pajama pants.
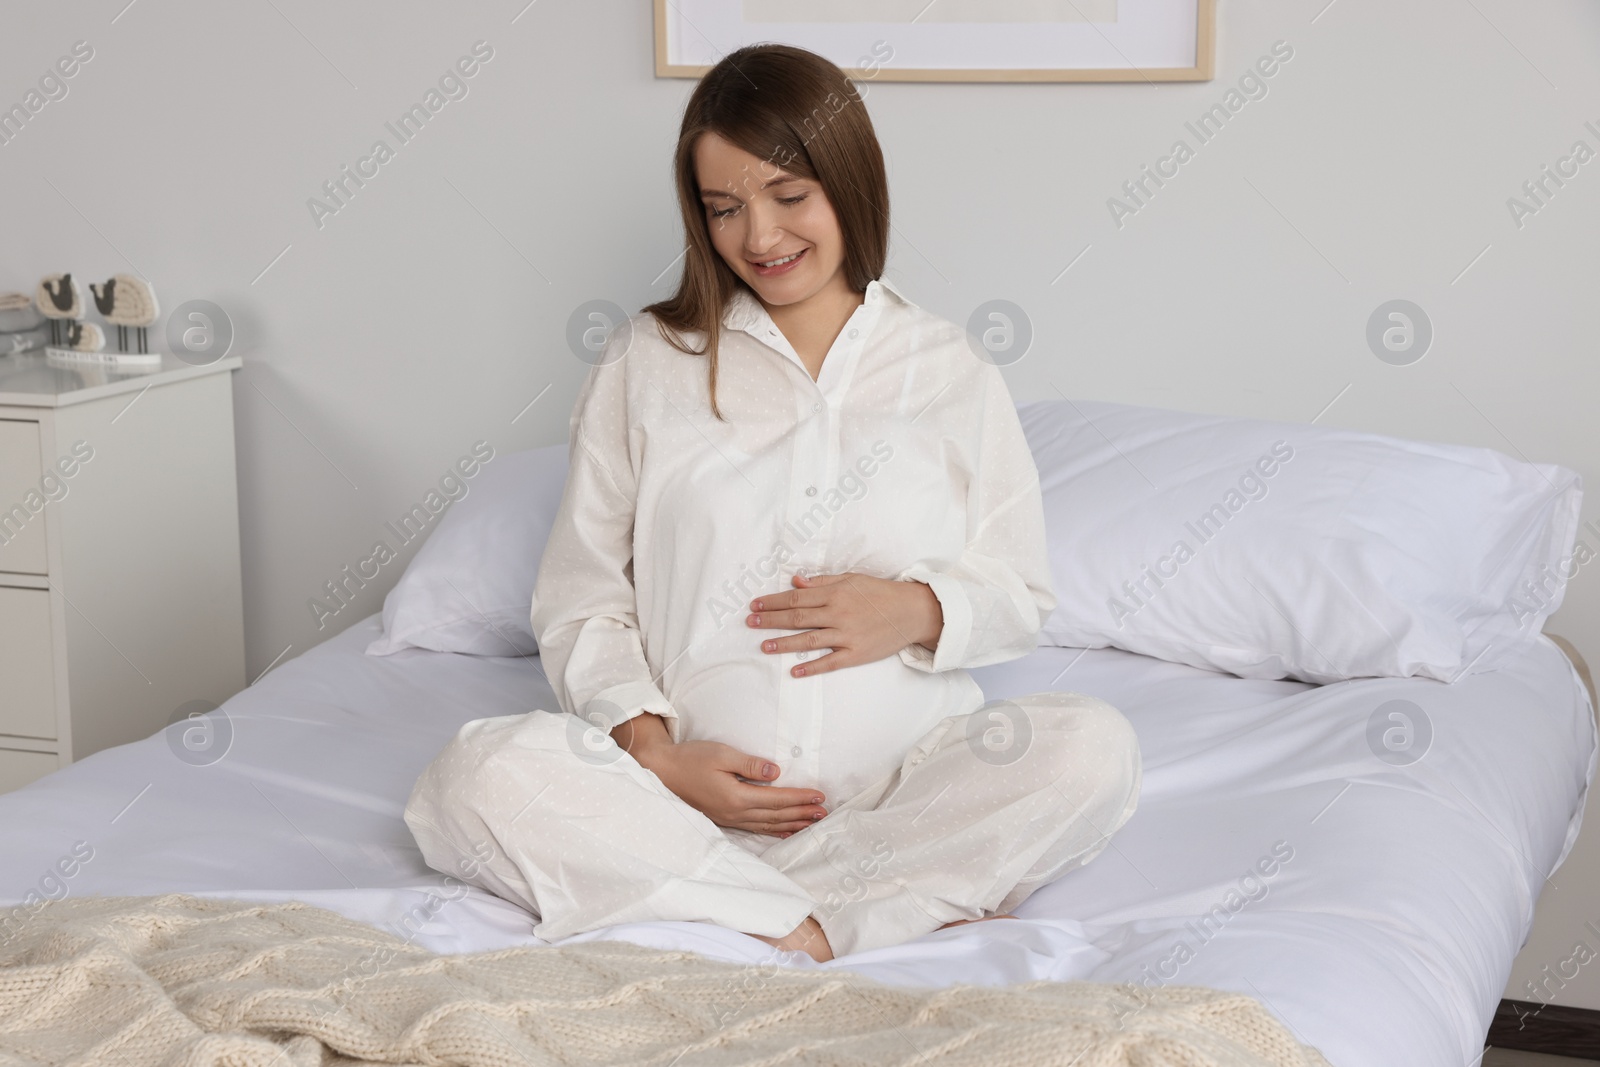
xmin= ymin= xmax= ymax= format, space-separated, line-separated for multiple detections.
xmin=403 ymin=691 xmax=1141 ymax=957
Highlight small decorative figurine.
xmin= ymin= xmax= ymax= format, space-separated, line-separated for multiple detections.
xmin=35 ymin=273 xmax=84 ymax=345
xmin=34 ymin=271 xmax=158 ymax=367
xmin=90 ymin=274 xmax=159 ymax=354
xmin=62 ymin=321 xmax=106 ymax=352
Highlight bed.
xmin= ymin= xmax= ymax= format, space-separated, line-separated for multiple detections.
xmin=0 ymin=609 xmax=1591 ymax=1067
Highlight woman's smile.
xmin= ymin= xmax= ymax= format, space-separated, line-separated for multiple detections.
xmin=750 ymin=247 xmax=809 ymax=277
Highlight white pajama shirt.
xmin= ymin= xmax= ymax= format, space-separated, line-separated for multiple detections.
xmin=404 ymin=278 xmax=1142 ymax=955
xmin=533 ymin=277 xmax=1057 ymax=804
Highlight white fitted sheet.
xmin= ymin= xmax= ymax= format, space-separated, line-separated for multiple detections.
xmin=0 ymin=613 xmax=1591 ymax=1067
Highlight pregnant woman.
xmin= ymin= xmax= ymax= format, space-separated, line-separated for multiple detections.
xmin=405 ymin=43 xmax=1140 ymax=963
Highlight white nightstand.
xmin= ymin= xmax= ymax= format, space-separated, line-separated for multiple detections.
xmin=0 ymin=352 xmax=246 ymax=791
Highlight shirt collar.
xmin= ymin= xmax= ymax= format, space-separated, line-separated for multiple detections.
xmin=722 ymin=276 xmax=910 ymax=334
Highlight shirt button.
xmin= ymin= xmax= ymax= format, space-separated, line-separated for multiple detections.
xmin=805 ymin=486 xmax=817 ymax=496
xmin=796 ymin=651 xmax=808 ymax=661
xmin=791 ymin=745 xmax=802 ymax=757
xmin=848 ymin=328 xmax=859 ymax=339
xmin=812 ymin=402 xmax=821 ymax=413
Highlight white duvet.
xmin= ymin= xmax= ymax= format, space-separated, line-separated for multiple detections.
xmin=0 ymin=614 xmax=1591 ymax=1067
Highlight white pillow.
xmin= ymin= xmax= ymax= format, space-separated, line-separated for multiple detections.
xmin=1018 ymin=399 xmax=1582 ymax=684
xmin=366 ymin=444 xmax=568 ymax=657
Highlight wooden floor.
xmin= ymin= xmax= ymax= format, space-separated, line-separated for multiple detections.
xmin=1485 ymin=1050 xmax=1600 ymax=1065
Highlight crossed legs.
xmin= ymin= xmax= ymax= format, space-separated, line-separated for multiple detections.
xmin=404 ymin=690 xmax=1140 ymax=958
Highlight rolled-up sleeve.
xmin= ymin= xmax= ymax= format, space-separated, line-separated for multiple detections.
xmin=530 ymin=339 xmax=677 ymax=732
xmin=895 ymin=365 xmax=1057 ymax=673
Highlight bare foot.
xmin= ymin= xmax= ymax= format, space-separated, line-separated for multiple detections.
xmin=752 ymin=915 xmax=834 ymax=962
xmin=938 ymin=913 xmax=1017 ymax=930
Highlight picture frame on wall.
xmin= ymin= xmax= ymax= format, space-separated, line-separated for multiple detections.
xmin=654 ymin=0 xmax=1215 ymax=83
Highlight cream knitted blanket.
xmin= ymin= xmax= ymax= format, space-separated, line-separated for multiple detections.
xmin=0 ymin=894 xmax=1331 ymax=1066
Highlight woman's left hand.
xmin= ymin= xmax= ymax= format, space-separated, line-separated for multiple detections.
xmin=747 ymin=572 xmax=943 ymax=676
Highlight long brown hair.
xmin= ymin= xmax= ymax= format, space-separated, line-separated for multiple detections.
xmin=642 ymin=44 xmax=890 ymax=420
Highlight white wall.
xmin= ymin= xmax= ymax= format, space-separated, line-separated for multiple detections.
xmin=3 ymin=0 xmax=1598 ymax=1009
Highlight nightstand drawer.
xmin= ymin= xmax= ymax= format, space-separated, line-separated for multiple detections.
xmin=0 ymin=585 xmax=57 ymax=739
xmin=0 ymin=748 xmax=58 ymax=792
xmin=0 ymin=420 xmax=49 ymax=575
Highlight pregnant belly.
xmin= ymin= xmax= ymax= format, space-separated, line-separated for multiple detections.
xmin=666 ymin=650 xmax=981 ymax=803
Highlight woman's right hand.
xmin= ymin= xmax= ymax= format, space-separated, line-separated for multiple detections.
xmin=610 ymin=713 xmax=828 ymax=836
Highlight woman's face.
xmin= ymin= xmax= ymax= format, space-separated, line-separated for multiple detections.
xmin=694 ymin=131 xmax=849 ymax=309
